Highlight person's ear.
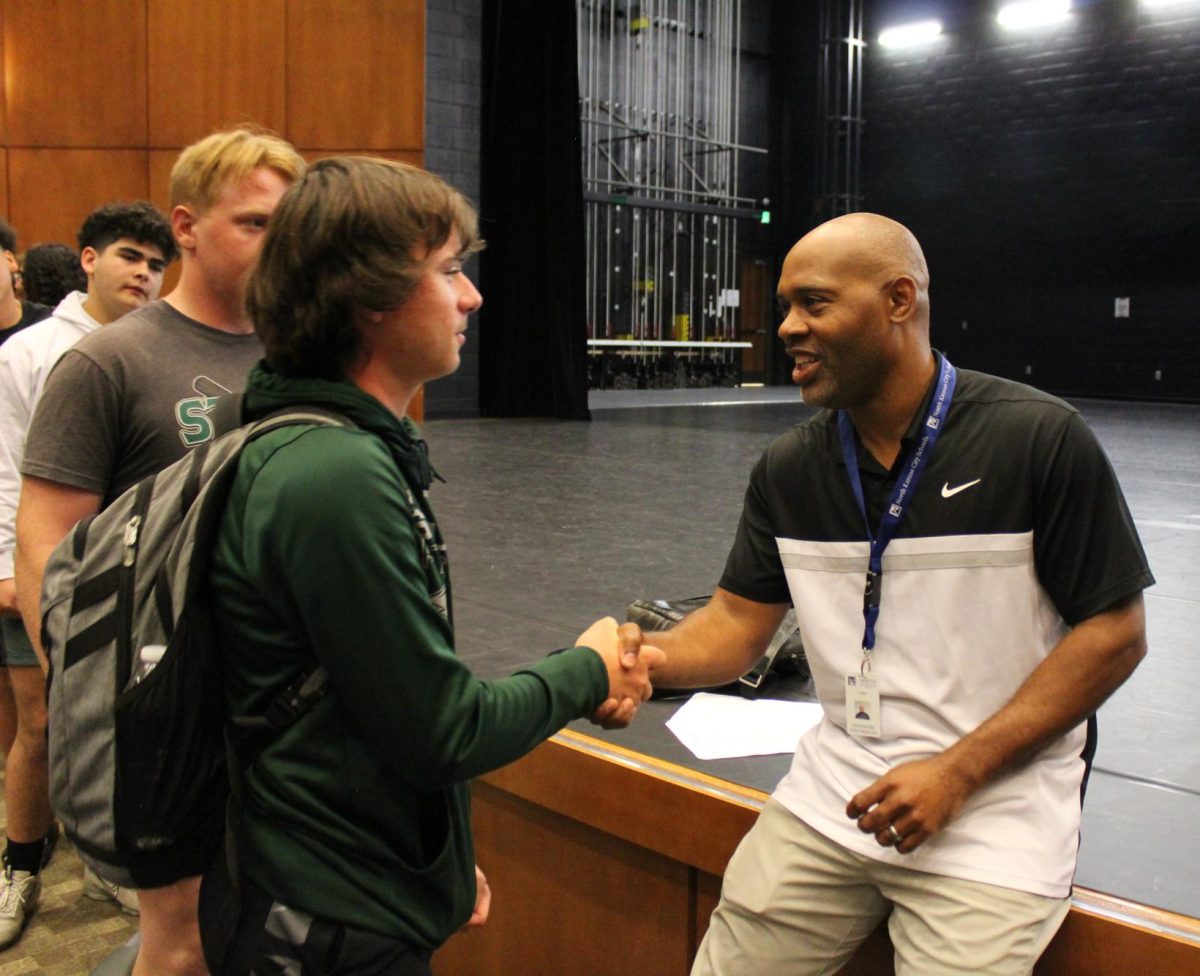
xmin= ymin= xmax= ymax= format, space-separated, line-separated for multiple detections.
xmin=172 ymin=205 xmax=197 ymax=251
xmin=887 ymin=275 xmax=918 ymax=323
xmin=3 ymin=251 xmax=18 ymax=275
xmin=80 ymin=246 xmax=99 ymax=276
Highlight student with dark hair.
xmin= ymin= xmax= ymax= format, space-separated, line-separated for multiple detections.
xmin=77 ymin=199 xmax=179 ymax=276
xmin=19 ymin=243 xmax=87 ymax=308
xmin=0 ymin=219 xmax=50 ymax=346
xmin=0 ymin=199 xmax=176 ymax=948
xmin=198 ymin=156 xmax=661 ymax=976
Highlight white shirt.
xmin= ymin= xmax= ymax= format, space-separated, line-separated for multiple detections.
xmin=0 ymin=292 xmax=101 ymax=578
xmin=771 ymin=531 xmax=1081 ymax=898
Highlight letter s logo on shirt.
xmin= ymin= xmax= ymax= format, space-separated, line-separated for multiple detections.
xmin=176 ymin=376 xmax=235 ymax=448
xmin=176 ymin=395 xmax=217 ymax=447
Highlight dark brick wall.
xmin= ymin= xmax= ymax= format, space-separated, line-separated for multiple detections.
xmin=863 ymin=0 xmax=1200 ymax=401
xmin=425 ymin=0 xmax=483 ymax=417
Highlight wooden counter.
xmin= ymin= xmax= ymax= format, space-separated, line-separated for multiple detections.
xmin=435 ymin=731 xmax=1200 ymax=975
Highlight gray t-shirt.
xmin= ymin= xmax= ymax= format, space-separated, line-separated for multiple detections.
xmin=22 ymin=300 xmax=262 ymax=507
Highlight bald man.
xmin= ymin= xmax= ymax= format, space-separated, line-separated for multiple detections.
xmin=639 ymin=214 xmax=1152 ymax=975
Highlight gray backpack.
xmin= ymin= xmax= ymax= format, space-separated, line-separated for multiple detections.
xmin=41 ymin=407 xmax=350 ymax=889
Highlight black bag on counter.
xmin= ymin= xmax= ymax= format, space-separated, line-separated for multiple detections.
xmin=626 ymin=596 xmax=809 ymax=699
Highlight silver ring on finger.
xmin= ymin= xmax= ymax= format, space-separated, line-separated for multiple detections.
xmin=887 ymin=823 xmax=903 ymax=844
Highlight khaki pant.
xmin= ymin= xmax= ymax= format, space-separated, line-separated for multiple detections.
xmin=693 ymin=799 xmax=1070 ymax=976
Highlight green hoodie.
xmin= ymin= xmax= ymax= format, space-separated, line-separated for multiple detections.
xmin=209 ymin=363 xmax=609 ymax=949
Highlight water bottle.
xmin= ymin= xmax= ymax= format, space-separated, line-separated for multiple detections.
xmin=132 ymin=644 xmax=165 ymax=685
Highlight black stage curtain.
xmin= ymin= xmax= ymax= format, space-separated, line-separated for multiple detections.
xmin=479 ymin=0 xmax=590 ymax=420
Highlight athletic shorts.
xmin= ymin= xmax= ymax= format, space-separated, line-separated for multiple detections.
xmin=0 ymin=617 xmax=39 ymax=668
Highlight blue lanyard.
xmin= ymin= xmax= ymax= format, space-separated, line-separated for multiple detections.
xmin=836 ymin=356 xmax=957 ymax=660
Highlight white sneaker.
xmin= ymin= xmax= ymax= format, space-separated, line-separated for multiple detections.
xmin=0 ymin=865 xmax=40 ymax=949
xmin=83 ymin=865 xmax=140 ymax=915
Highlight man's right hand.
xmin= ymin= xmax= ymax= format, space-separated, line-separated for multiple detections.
xmin=576 ymin=617 xmax=665 ymax=729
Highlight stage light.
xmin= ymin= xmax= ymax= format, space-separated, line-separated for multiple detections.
xmin=878 ymin=19 xmax=944 ymax=49
xmin=997 ymin=1 xmax=1071 ymax=29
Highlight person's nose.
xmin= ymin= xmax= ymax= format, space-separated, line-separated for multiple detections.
xmin=777 ymin=307 xmax=806 ymax=344
xmin=461 ymin=275 xmax=482 ymax=312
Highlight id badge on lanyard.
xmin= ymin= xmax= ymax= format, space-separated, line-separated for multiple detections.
xmin=837 ymin=356 xmax=956 ymax=737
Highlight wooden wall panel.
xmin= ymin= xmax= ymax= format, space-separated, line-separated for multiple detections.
xmin=693 ymin=871 xmax=721 ymax=962
xmin=482 ymin=732 xmax=764 ymax=881
xmin=147 ymin=149 xmax=180 ymax=296
xmin=4 ymin=0 xmax=147 ymax=147
xmin=436 ymin=783 xmax=693 ymax=976
xmin=0 ymin=0 xmax=426 ymax=386
xmin=0 ymin=3 xmax=7 ymax=145
xmin=0 ymin=151 xmax=9 ymax=233
xmin=147 ymin=0 xmax=287 ymax=148
xmin=8 ymin=149 xmax=149 ymax=249
xmin=286 ymin=0 xmax=424 ymax=150
xmin=462 ymin=736 xmax=1200 ymax=976
xmin=147 ymin=149 xmax=177 ymax=216
xmin=1 ymin=0 xmax=427 ymax=266
xmin=1035 ymin=896 xmax=1200 ymax=976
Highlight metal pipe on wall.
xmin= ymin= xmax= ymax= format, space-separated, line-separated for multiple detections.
xmin=816 ymin=0 xmax=864 ymax=219
xmin=578 ymin=0 xmax=764 ymax=385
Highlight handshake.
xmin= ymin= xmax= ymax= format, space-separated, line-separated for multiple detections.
xmin=575 ymin=617 xmax=665 ymax=730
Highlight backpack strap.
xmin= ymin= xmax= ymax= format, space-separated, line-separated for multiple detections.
xmin=225 ymin=664 xmax=331 ymax=779
xmin=208 ymin=391 xmax=245 ymax=433
xmin=217 ymin=402 xmax=351 ymax=774
xmin=248 ymin=407 xmax=358 ymax=442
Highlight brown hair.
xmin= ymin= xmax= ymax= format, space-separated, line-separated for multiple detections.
xmin=248 ymin=156 xmax=483 ymax=379
xmin=169 ymin=127 xmax=305 ymax=214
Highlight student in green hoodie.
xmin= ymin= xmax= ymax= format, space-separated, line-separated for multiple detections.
xmin=199 ymin=156 xmax=662 ymax=976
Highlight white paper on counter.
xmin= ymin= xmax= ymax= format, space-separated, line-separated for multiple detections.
xmin=665 ymin=692 xmax=825 ymax=761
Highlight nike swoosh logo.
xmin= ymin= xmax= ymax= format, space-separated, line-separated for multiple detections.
xmin=941 ymin=479 xmax=982 ymax=498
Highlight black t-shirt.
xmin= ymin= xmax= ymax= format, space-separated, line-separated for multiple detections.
xmin=0 ymin=300 xmax=51 ymax=346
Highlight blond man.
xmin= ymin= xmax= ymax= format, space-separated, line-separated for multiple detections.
xmin=15 ymin=128 xmax=304 ymax=976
